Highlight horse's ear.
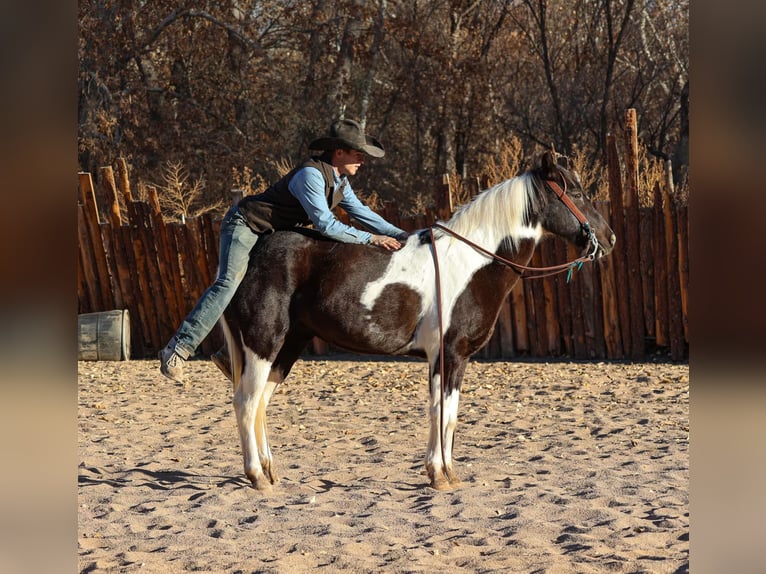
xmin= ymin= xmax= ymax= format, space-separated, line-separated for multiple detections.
xmin=539 ymin=150 xmax=558 ymax=178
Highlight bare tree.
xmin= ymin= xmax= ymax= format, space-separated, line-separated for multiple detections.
xmin=79 ymin=0 xmax=689 ymax=216
xmin=154 ymin=161 xmax=224 ymax=223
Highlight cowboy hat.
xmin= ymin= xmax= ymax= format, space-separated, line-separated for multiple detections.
xmin=308 ymin=118 xmax=385 ymax=158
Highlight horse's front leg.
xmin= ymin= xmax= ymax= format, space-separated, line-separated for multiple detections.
xmin=233 ymin=357 xmax=273 ymax=491
xmin=425 ymin=355 xmax=467 ymax=490
xmin=442 ymin=387 xmax=463 ymax=486
xmin=426 ymin=366 xmax=448 ymax=490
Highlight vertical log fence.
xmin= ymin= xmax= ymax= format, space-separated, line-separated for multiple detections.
xmin=77 ymin=111 xmax=689 ymax=361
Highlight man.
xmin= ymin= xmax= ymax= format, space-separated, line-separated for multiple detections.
xmin=159 ymin=118 xmax=407 ymax=383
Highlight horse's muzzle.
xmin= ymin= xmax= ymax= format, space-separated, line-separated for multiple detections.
xmin=594 ymin=232 xmax=617 ymax=258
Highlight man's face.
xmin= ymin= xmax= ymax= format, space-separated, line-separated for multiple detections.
xmin=334 ymin=149 xmax=366 ymax=176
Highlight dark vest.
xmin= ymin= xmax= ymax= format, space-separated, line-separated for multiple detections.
xmin=237 ymin=157 xmax=346 ymax=233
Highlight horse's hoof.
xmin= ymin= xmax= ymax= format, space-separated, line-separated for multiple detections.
xmin=447 ymin=472 xmax=463 ymax=487
xmin=251 ymin=477 xmax=273 ymax=492
xmin=430 ymin=477 xmax=452 ymax=491
xmin=263 ymin=464 xmax=279 ymax=485
xmin=246 ymin=471 xmax=273 ymax=492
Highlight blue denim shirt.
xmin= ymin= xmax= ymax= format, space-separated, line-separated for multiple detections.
xmin=288 ymin=167 xmax=405 ymax=244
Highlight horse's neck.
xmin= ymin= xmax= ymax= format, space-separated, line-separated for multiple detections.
xmin=444 ymin=176 xmax=540 ymax=260
xmin=495 ymin=236 xmax=537 ymax=267
xmin=488 ymin=237 xmax=537 ymax=286
xmin=432 ymin=231 xmax=537 ymax=308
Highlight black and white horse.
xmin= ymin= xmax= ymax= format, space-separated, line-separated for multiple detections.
xmin=219 ymin=151 xmax=616 ymax=491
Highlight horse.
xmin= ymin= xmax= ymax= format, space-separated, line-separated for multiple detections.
xmin=219 ymin=150 xmax=616 ymax=491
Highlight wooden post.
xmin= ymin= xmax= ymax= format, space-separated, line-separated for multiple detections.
xmin=639 ymin=208 xmax=656 ymax=339
xmin=98 ymin=166 xmax=129 ymax=310
xmin=624 ymin=109 xmax=639 ymax=209
xmin=137 ymin=201 xmax=170 ymax=340
xmin=197 ymin=213 xmax=225 ymax=356
xmin=664 ymin=159 xmax=675 ymax=196
xmin=496 ymin=299 xmax=515 ymax=358
xmin=435 ymin=174 xmax=453 ymax=221
xmin=78 ymin=172 xmax=113 ymax=310
xmin=173 ymin=224 xmax=198 ymax=313
xmin=201 ymin=212 xmax=220 ymax=286
xmin=552 ymin=239 xmax=574 ymax=356
xmin=566 ymin=243 xmax=587 ymax=358
xmin=185 ymin=219 xmax=212 ymax=307
xmin=115 ymin=203 xmax=145 ymax=355
xmin=667 ymin=158 xmax=688 ymax=343
xmin=78 ymin=172 xmax=99 ymax=220
xmin=578 ymin=253 xmax=600 ymax=358
xmin=623 ymin=110 xmax=646 ymax=359
xmin=77 ymin=205 xmax=102 ymax=311
xmin=147 ymin=187 xmax=184 ymax=340
xmin=382 ymin=201 xmax=399 ymax=229
xmin=663 ymin=188 xmax=685 ymax=360
xmin=523 ymin=275 xmax=542 ymax=357
xmin=117 ymin=158 xmax=134 ymax=203
xmin=100 ymin=166 xmax=123 ymax=228
xmin=652 ymin=182 xmax=669 ymax=348
xmin=539 ymin=241 xmax=561 ymax=356
xmin=606 ymin=134 xmax=631 ymax=357
xmin=677 ymin=205 xmax=689 ymax=344
xmin=77 ymin=242 xmax=91 ymax=314
xmin=510 ymin=282 xmax=529 ymax=353
xmin=126 ymin=201 xmax=163 ymax=351
xmin=596 ymin=202 xmax=622 ymax=358
xmin=186 ymin=217 xmax=212 ymax=288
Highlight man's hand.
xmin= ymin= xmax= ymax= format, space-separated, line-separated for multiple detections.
xmin=370 ymin=234 xmax=402 ymax=251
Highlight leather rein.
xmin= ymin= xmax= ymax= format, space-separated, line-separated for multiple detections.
xmin=431 ymin=178 xmax=600 ymax=280
xmin=427 ymin=177 xmax=601 ymax=478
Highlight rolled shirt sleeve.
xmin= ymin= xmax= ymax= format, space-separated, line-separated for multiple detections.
xmin=288 ymin=167 xmax=406 ymax=244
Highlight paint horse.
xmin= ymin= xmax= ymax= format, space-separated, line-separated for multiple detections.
xmin=219 ymin=151 xmax=616 ymax=491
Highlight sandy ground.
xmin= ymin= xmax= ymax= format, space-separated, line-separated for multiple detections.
xmin=78 ymin=356 xmax=688 ymax=573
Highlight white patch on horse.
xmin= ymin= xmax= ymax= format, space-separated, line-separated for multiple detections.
xmin=360 ymin=239 xmax=434 ymax=312
xmin=361 ymin=176 xmax=541 ymax=354
xmin=443 ymin=389 xmax=460 ymax=426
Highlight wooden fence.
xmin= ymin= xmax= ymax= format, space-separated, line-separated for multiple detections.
xmin=77 ymin=112 xmax=688 ymax=361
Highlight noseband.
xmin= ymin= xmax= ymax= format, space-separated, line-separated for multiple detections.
xmin=544 ymin=178 xmax=600 ymax=261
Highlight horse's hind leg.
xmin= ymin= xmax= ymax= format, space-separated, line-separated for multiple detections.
xmin=257 ymin=330 xmax=312 ymax=485
xmin=233 ymin=353 xmax=274 ymax=491
xmin=255 ymin=372 xmax=281 ymax=485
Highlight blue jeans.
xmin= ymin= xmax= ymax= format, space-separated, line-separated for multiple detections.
xmin=172 ymin=206 xmax=259 ymax=358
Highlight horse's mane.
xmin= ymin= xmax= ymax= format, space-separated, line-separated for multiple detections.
xmin=442 ymin=171 xmax=540 ymax=250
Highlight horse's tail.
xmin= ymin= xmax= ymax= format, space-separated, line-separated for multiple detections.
xmin=218 ymin=316 xmax=243 ymax=389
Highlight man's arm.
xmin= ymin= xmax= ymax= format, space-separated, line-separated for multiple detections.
xmin=288 ymin=167 xmax=374 ymax=244
xmin=337 ymin=183 xmax=408 ymax=241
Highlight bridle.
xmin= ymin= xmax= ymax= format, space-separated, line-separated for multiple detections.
xmin=427 ymin=175 xmax=602 ymax=475
xmin=430 ymin=177 xmax=600 ymax=280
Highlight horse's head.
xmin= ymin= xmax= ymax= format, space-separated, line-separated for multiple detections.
xmin=531 ymin=151 xmax=615 ymax=259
